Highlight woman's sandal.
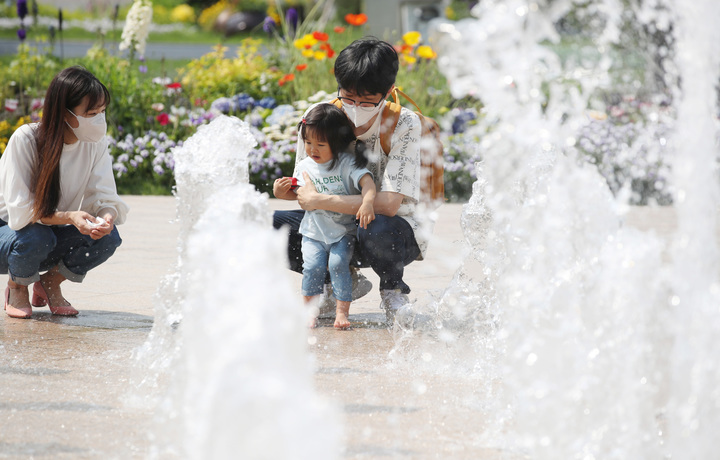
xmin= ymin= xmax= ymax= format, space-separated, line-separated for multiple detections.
xmin=31 ymin=282 xmax=79 ymax=316
xmin=4 ymin=287 xmax=32 ymax=319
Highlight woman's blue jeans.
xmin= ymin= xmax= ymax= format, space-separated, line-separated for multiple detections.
xmin=301 ymin=234 xmax=354 ymax=302
xmin=0 ymin=220 xmax=122 ymax=286
xmin=274 ymin=210 xmax=420 ymax=294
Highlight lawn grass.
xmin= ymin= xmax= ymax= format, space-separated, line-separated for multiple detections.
xmin=0 ymin=53 xmax=192 ymax=81
xmin=0 ymin=24 xmax=264 ymax=44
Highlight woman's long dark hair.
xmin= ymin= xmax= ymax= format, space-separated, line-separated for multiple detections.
xmin=32 ymin=66 xmax=109 ymax=221
xmin=298 ymin=104 xmax=367 ymax=170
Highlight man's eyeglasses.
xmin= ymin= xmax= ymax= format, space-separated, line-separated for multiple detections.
xmin=337 ymin=91 xmax=384 ymax=112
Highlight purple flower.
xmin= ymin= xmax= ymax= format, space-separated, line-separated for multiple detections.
xmin=263 ymin=16 xmax=276 ymax=34
xmin=17 ymin=28 xmax=26 ymax=41
xmin=258 ymin=97 xmax=277 ymax=109
xmin=286 ymin=8 xmax=298 ymax=35
xmin=232 ymin=93 xmax=255 ymax=112
xmin=139 ymin=65 xmax=148 ymax=73
xmin=211 ymin=97 xmax=231 ymax=113
xmin=17 ymin=0 xmax=28 ymax=20
xmin=451 ymin=109 xmax=476 ymax=134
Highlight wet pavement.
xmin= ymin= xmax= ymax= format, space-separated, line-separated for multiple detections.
xmin=0 ymin=196 xmax=681 ymax=459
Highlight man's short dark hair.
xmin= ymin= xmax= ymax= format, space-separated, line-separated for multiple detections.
xmin=334 ymin=37 xmax=399 ymax=97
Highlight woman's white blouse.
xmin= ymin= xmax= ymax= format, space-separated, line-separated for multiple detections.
xmin=0 ymin=123 xmax=129 ymax=230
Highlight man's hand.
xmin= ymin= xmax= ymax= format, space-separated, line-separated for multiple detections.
xmin=296 ymin=171 xmax=319 ymax=211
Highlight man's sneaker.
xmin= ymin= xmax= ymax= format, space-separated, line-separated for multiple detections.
xmin=317 ymin=283 xmax=336 ymax=319
xmin=379 ymin=289 xmax=410 ymax=323
xmin=316 ymin=269 xmax=373 ymax=319
xmin=350 ymin=268 xmax=372 ymax=300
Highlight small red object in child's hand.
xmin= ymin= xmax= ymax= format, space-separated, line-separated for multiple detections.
xmin=290 ymin=177 xmax=299 ymax=190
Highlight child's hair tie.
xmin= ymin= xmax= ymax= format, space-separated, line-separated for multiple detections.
xmin=301 ymin=118 xmax=307 ymax=124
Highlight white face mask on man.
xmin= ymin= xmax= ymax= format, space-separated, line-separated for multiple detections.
xmin=66 ymin=109 xmax=107 ymax=143
xmin=341 ymin=99 xmax=385 ymax=128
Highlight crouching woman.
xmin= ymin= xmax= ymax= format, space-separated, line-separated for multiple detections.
xmin=0 ymin=66 xmax=128 ymax=319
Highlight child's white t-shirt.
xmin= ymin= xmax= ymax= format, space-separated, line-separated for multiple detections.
xmin=295 ymin=151 xmax=371 ymax=245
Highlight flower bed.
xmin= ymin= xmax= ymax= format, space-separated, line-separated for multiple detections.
xmin=0 ymin=0 xmax=676 ymax=204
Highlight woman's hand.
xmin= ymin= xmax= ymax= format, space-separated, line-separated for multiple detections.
xmin=89 ymin=211 xmax=115 ymax=240
xmin=296 ymin=171 xmax=319 ymax=211
xmin=68 ymin=211 xmax=102 ymax=238
xmin=67 ymin=210 xmax=114 ymax=240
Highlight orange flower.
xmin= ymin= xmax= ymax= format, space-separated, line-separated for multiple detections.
xmin=278 ymin=73 xmax=295 ymax=86
xmin=333 ymin=26 xmax=345 ymax=33
xmin=296 ymin=64 xmax=308 ymax=71
xmin=319 ymin=43 xmax=336 ymax=57
xmin=345 ymin=13 xmax=368 ymax=26
xmin=312 ymin=31 xmax=329 ymax=41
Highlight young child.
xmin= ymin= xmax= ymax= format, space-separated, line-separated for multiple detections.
xmin=274 ymin=104 xmax=376 ymax=329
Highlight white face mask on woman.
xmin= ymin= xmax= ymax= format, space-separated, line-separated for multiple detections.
xmin=66 ymin=109 xmax=107 ymax=143
xmin=342 ymin=100 xmax=384 ymax=128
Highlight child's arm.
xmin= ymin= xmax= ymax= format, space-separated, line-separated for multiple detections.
xmin=273 ymin=177 xmax=299 ymax=201
xmin=356 ymin=173 xmax=376 ymax=229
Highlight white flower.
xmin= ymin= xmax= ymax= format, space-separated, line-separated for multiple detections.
xmin=307 ymin=90 xmax=332 ymax=103
xmin=119 ymin=0 xmax=153 ymax=58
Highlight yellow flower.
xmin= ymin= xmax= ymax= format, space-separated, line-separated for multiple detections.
xmin=402 ymin=31 xmax=421 ymax=46
xmin=14 ymin=117 xmax=28 ymax=130
xmin=293 ymin=33 xmax=318 ymax=50
xmin=198 ymin=0 xmax=228 ymax=30
xmin=301 ymin=49 xmax=314 ymax=58
xmin=445 ymin=6 xmax=456 ymax=20
xmin=417 ymin=45 xmax=437 ymax=59
xmin=313 ymin=50 xmax=326 ymax=60
xmin=170 ymin=4 xmax=196 ymax=23
xmin=266 ymin=5 xmax=280 ymax=24
xmin=401 ymin=54 xmax=417 ymax=65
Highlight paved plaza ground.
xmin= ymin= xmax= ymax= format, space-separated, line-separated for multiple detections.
xmin=0 ymin=196 xmax=683 ymax=459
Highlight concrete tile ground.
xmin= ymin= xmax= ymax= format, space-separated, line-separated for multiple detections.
xmin=0 ymin=196 xmax=681 ymax=459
